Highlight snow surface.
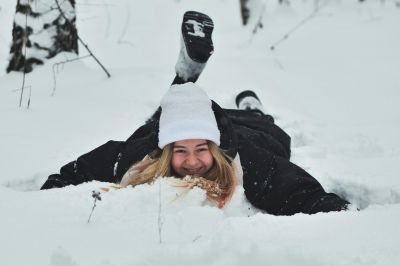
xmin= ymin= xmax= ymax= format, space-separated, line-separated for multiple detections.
xmin=1 ymin=0 xmax=400 ymax=265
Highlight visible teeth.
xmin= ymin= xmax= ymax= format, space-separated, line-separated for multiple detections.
xmin=186 ymin=168 xmax=200 ymax=173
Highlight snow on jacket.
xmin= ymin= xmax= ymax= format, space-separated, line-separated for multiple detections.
xmin=41 ymin=101 xmax=349 ymax=215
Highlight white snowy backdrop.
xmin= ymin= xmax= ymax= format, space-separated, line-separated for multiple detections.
xmin=1 ymin=0 xmax=400 ymax=265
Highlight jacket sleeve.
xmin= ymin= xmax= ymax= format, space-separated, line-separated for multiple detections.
xmin=240 ymin=140 xmax=349 ymax=215
xmin=40 ymin=140 xmax=124 ymax=190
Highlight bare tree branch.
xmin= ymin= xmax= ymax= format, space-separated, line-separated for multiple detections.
xmin=55 ymin=0 xmax=111 ymax=78
xmin=102 ymin=0 xmax=111 ymax=39
xmin=117 ymin=2 xmax=135 ymax=47
xmin=52 ymin=54 xmax=92 ymax=96
xmin=19 ymin=9 xmax=29 ymax=108
xmin=270 ymin=1 xmax=328 ymax=51
xmin=248 ymin=0 xmax=267 ymax=44
xmin=158 ymin=180 xmax=164 ymax=244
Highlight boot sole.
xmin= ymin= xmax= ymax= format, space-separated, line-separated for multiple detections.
xmin=181 ymin=11 xmax=214 ymax=63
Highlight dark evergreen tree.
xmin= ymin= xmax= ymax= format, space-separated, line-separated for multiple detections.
xmin=7 ymin=0 xmax=78 ymax=73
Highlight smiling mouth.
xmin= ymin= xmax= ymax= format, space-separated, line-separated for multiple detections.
xmin=184 ymin=168 xmax=203 ymax=174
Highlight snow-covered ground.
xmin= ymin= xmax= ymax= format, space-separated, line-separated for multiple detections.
xmin=1 ymin=0 xmax=400 ymax=265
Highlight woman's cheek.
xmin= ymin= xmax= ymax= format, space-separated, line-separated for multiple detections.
xmin=171 ymin=154 xmax=184 ymax=169
xmin=203 ymin=152 xmax=214 ymax=169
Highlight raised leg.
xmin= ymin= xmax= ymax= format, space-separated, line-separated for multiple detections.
xmin=172 ymin=11 xmax=214 ymax=85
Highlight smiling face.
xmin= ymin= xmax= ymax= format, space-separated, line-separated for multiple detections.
xmin=171 ymin=139 xmax=214 ymax=177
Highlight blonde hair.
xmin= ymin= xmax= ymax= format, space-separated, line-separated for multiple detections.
xmin=120 ymin=142 xmax=236 ymax=208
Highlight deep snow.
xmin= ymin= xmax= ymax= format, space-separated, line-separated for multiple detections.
xmin=1 ymin=0 xmax=400 ymax=265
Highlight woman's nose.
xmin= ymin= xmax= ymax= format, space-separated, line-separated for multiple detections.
xmin=186 ymin=154 xmax=200 ymax=166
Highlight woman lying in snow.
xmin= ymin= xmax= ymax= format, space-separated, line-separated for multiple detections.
xmin=41 ymin=11 xmax=349 ymax=215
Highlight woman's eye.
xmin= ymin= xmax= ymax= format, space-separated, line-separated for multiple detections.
xmin=197 ymin=148 xmax=208 ymax=152
xmin=174 ymin=150 xmax=186 ymax=154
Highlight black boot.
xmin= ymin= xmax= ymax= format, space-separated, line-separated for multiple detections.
xmin=235 ymin=90 xmax=265 ymax=115
xmin=181 ymin=11 xmax=214 ymax=63
xmin=173 ymin=11 xmax=214 ymax=84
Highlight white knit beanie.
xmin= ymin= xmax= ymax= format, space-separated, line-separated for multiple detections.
xmin=158 ymin=82 xmax=220 ymax=149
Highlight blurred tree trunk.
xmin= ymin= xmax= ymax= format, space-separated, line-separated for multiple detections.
xmin=240 ymin=0 xmax=250 ymax=25
xmin=279 ymin=0 xmax=291 ymax=5
xmin=7 ymin=0 xmax=78 ymax=73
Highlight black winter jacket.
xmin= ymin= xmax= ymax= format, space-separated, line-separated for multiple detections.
xmin=41 ymin=101 xmax=349 ymax=215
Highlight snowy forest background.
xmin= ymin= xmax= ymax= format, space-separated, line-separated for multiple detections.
xmin=1 ymin=0 xmax=400 ymax=265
